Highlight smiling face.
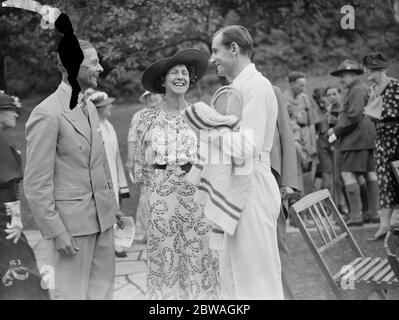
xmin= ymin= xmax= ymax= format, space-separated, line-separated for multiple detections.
xmin=290 ymin=77 xmax=306 ymax=96
xmin=0 ymin=108 xmax=18 ymax=129
xmin=77 ymin=47 xmax=104 ymax=91
xmin=162 ymin=64 xmax=190 ymax=96
xmin=210 ymin=32 xmax=234 ymax=79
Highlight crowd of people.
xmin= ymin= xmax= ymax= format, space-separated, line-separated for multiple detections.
xmin=284 ymin=55 xmax=399 ymax=243
xmin=0 ymin=23 xmax=398 ymax=300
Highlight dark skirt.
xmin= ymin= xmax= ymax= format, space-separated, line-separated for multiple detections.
xmin=375 ymin=123 xmax=399 ymax=209
xmin=0 ymin=217 xmax=49 ymax=300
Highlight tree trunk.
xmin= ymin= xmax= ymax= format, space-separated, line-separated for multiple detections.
xmin=0 ymin=51 xmax=6 ymax=91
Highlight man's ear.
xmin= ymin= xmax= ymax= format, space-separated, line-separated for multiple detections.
xmin=56 ymin=54 xmax=67 ymax=75
xmin=230 ymin=42 xmax=240 ymax=56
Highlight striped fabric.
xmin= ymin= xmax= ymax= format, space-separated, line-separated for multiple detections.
xmin=182 ymin=102 xmax=253 ymax=250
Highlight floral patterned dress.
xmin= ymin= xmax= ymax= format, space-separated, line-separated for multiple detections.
xmin=370 ymin=79 xmax=399 ymax=209
xmin=130 ymin=104 xmax=220 ymax=300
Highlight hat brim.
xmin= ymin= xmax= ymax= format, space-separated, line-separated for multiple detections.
xmin=142 ymin=48 xmax=209 ymax=94
xmin=94 ymin=97 xmax=115 ymax=108
xmin=330 ymin=69 xmax=364 ymax=77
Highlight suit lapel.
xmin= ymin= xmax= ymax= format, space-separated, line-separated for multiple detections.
xmin=87 ymin=100 xmax=103 ymax=166
xmin=57 ymin=86 xmax=92 ymax=144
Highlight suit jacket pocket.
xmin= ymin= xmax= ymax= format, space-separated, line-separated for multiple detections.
xmin=54 ymin=189 xmax=85 ymax=200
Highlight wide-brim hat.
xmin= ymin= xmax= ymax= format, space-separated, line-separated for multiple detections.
xmin=0 ymin=91 xmax=21 ymax=112
xmin=87 ymin=90 xmax=115 ymax=108
xmin=139 ymin=90 xmax=151 ymax=104
xmin=142 ymin=48 xmax=208 ymax=94
xmin=330 ymin=59 xmax=363 ymax=77
xmin=362 ymin=52 xmax=389 ymax=70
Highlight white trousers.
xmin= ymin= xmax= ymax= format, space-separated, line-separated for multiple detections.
xmin=219 ymin=161 xmax=284 ymax=299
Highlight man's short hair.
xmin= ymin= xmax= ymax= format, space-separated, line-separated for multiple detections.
xmin=78 ymin=39 xmax=94 ymax=51
xmin=57 ymin=40 xmax=94 ymax=74
xmin=325 ymin=86 xmax=341 ymax=95
xmin=213 ymin=25 xmax=254 ymax=58
xmin=288 ymin=71 xmax=306 ymax=83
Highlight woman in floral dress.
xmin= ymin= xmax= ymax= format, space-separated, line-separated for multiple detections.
xmin=363 ymin=52 xmax=399 ymax=241
xmin=131 ymin=49 xmax=219 ymax=299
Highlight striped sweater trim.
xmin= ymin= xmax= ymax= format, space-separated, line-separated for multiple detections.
xmin=212 ymin=228 xmax=224 ymax=234
xmin=191 ymin=106 xmax=215 ymax=129
xmin=183 ymin=109 xmax=202 ymax=130
xmin=200 ymin=178 xmax=243 ymax=214
xmin=198 ymin=185 xmax=240 ymax=222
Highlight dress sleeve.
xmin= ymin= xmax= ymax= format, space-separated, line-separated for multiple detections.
xmin=127 ymin=111 xmax=145 ymax=184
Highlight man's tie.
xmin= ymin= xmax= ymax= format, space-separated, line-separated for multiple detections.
xmin=80 ymin=98 xmax=89 ymax=119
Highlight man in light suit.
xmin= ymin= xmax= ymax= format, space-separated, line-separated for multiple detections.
xmin=271 ymin=86 xmax=299 ymax=300
xmin=24 ymin=40 xmax=118 ymax=299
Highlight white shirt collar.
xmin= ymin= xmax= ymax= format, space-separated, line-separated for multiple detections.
xmin=60 ymin=81 xmax=85 ymax=104
xmin=231 ymin=63 xmax=257 ymax=87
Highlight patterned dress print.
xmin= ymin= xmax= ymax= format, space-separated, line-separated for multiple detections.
xmin=130 ymin=105 xmax=220 ymax=300
xmin=373 ymin=79 xmax=399 ymax=209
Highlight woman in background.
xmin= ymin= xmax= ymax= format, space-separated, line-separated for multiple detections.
xmin=0 ymin=91 xmax=48 ymax=299
xmin=126 ymin=90 xmax=163 ymax=243
xmin=88 ymin=90 xmax=130 ymax=256
xmin=363 ymin=52 xmax=399 ymax=241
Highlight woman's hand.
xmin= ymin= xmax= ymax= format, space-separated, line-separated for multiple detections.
xmin=125 ymin=159 xmax=134 ymax=173
xmin=5 ymin=217 xmax=23 ymax=244
xmin=4 ymin=200 xmax=23 ymax=244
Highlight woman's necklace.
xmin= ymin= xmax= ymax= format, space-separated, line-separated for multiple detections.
xmin=162 ymin=100 xmax=187 ymax=121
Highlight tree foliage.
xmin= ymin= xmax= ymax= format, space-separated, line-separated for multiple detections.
xmin=0 ymin=0 xmax=398 ymax=98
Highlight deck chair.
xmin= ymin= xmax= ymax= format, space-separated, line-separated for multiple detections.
xmin=290 ymin=189 xmax=399 ymax=299
xmin=384 ymin=231 xmax=399 ymax=281
xmin=391 ymin=160 xmax=399 ymax=185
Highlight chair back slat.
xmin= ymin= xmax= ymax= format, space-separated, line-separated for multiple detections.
xmin=326 ymin=195 xmax=364 ymax=257
xmin=313 ymin=203 xmax=334 ymax=241
xmin=308 ymin=205 xmax=328 ymax=245
xmin=291 ymin=189 xmax=363 ymax=256
xmin=318 ymin=202 xmax=338 ymax=238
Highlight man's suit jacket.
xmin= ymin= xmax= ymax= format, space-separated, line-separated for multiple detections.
xmin=333 ymin=78 xmax=376 ymax=152
xmin=24 ymin=84 xmax=117 ymax=240
xmin=271 ymin=86 xmax=299 ymax=190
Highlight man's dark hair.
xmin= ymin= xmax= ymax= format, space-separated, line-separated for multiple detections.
xmin=213 ymin=25 xmax=254 ymax=58
xmin=325 ymin=86 xmax=341 ymax=95
xmin=288 ymin=71 xmax=306 ymax=83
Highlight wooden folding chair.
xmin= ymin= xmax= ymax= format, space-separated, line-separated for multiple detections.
xmin=391 ymin=160 xmax=399 ymax=184
xmin=290 ymin=189 xmax=399 ymax=299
